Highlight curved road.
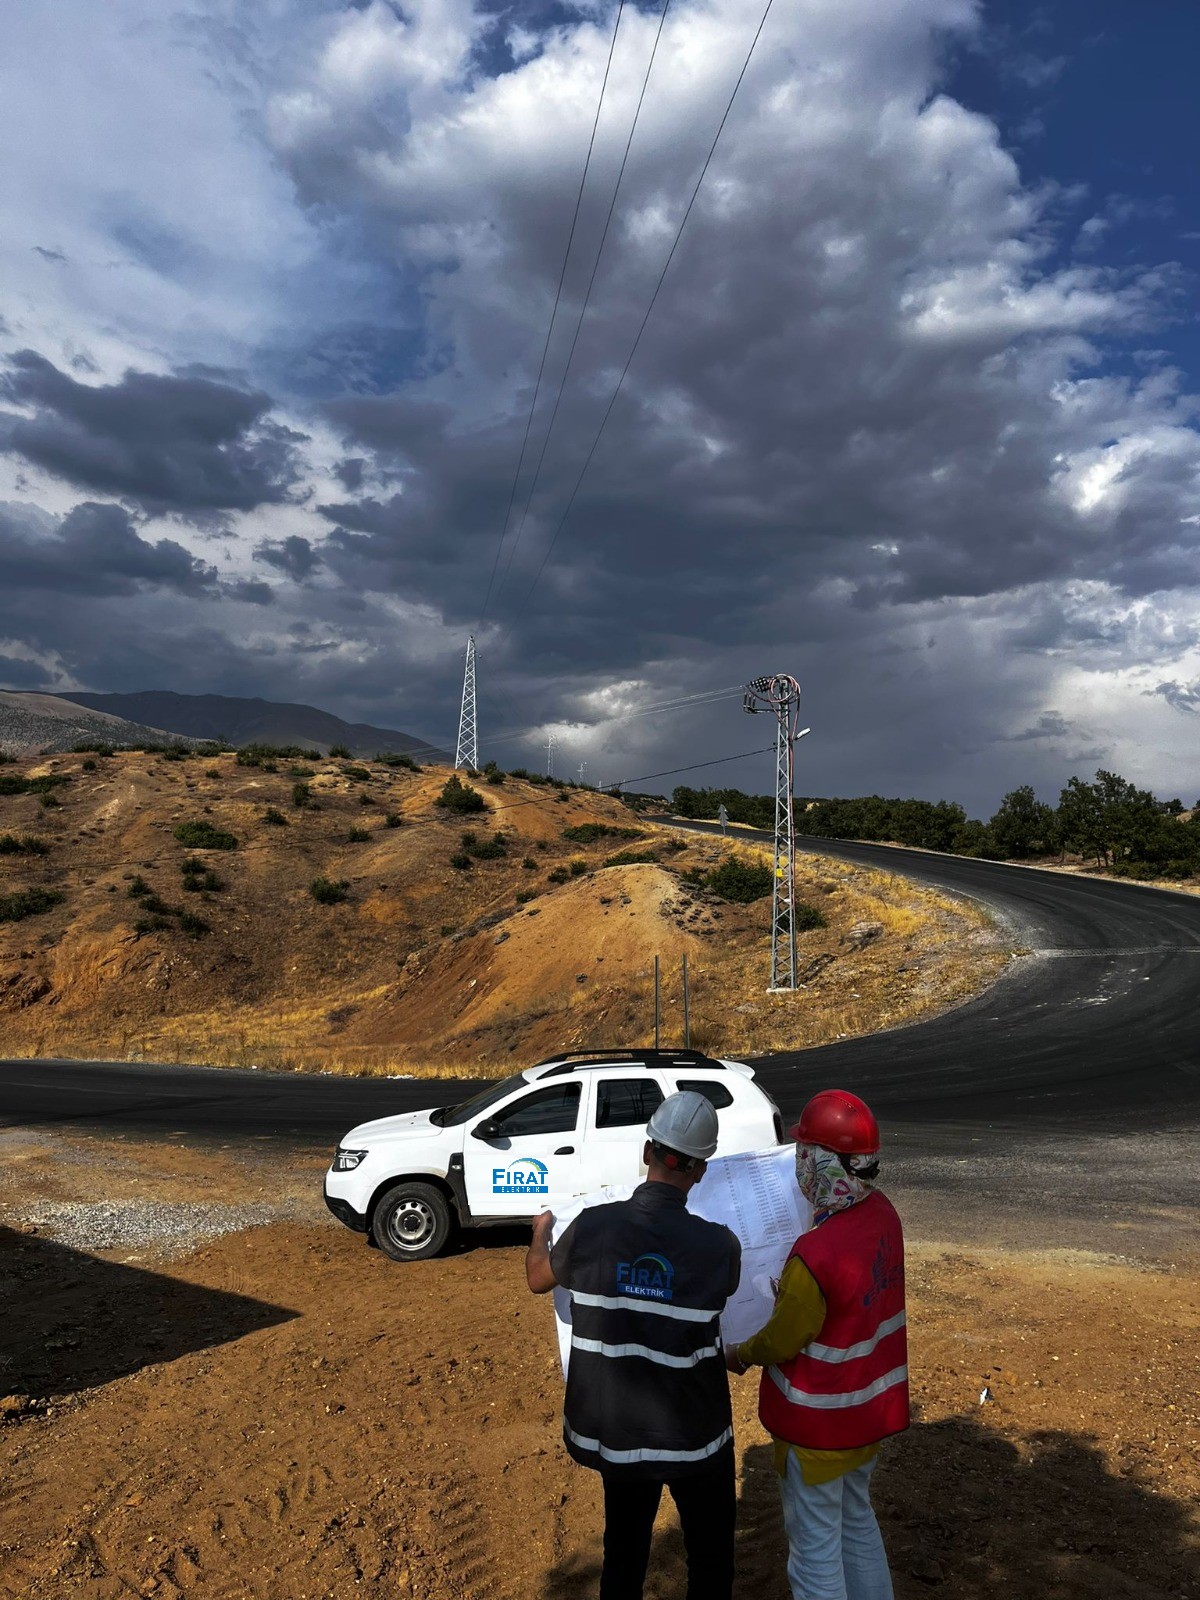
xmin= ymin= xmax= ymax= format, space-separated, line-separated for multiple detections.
xmin=2 ymin=832 xmax=1199 ymax=1143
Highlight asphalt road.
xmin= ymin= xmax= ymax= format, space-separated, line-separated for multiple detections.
xmin=2 ymin=831 xmax=1199 ymax=1146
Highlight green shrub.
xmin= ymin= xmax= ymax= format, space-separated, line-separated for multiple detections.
xmin=515 ymin=890 xmax=537 ymax=904
xmin=435 ymin=774 xmax=486 ymax=814
xmin=328 ymin=743 xmax=352 ymax=758
xmin=292 ymin=782 xmax=312 ymax=808
xmin=483 ymin=761 xmax=505 ymax=785
xmin=262 ymin=807 xmax=289 ymax=826
xmin=182 ymin=869 xmax=222 ymax=893
xmin=127 ymin=876 xmax=152 ymax=899
xmin=347 ymin=827 xmax=371 ymax=843
xmin=602 ymin=849 xmax=659 ymax=868
xmin=310 ymin=877 xmax=350 ymax=904
xmin=547 ymin=866 xmax=570 ymax=884
xmin=341 ymin=764 xmax=372 ymax=782
xmin=288 ymin=765 xmax=315 ymax=778
xmin=460 ymin=829 xmax=506 ymax=860
xmin=794 ymin=903 xmax=828 ymax=931
xmin=32 ymin=775 xmax=70 ymax=793
xmin=177 ymin=910 xmax=210 ymax=938
xmin=0 ymin=834 xmax=48 ymax=856
xmin=174 ymin=820 xmax=239 ymax=850
xmin=39 ymin=792 xmax=60 ymax=809
xmin=522 ymin=856 xmax=537 ymax=870
xmin=569 ymin=858 xmax=587 ymax=877
xmin=81 ymin=758 xmax=97 ymax=772
xmin=440 ymin=924 xmax=455 ymax=936
xmin=449 ymin=852 xmax=472 ymax=869
xmin=358 ymin=791 xmax=374 ymax=806
xmin=0 ymin=887 xmax=64 ymax=923
xmin=238 ymin=744 xmax=313 ymax=768
xmin=377 ymin=752 xmax=420 ymax=771
xmin=134 ymin=915 xmax=172 ymax=936
xmin=561 ymin=823 xmax=644 ymax=844
xmin=384 ymin=813 xmax=403 ymax=828
xmin=705 ymin=857 xmax=773 ymax=903
xmin=0 ymin=774 xmax=29 ymax=796
xmin=138 ymin=891 xmax=175 ymax=917
xmin=556 ymin=790 xmax=570 ymax=803
xmin=205 ymin=768 xmax=221 ymax=779
xmin=71 ymin=742 xmax=113 ymax=756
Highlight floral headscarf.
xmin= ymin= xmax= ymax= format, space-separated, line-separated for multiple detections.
xmin=795 ymin=1141 xmax=878 ymax=1223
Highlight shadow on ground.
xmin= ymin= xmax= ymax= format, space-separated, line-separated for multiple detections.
xmin=0 ymin=1225 xmax=297 ymax=1397
xmin=542 ymin=1420 xmax=1199 ymax=1599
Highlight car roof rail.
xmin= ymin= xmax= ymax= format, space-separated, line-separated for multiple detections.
xmin=534 ymin=1048 xmax=725 ymax=1079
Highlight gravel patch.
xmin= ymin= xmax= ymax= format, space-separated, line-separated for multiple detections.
xmin=10 ymin=1199 xmax=278 ymax=1256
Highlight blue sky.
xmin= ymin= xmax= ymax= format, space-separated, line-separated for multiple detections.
xmin=0 ymin=0 xmax=1197 ymax=811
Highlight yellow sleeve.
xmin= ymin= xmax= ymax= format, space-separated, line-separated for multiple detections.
xmin=736 ymin=1256 xmax=826 ymax=1370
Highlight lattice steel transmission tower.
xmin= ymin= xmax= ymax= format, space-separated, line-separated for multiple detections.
xmin=743 ymin=674 xmax=809 ymax=991
xmin=454 ymin=636 xmax=478 ymax=771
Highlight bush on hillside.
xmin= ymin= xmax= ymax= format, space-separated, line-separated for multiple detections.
xmin=794 ymin=902 xmax=828 ymax=931
xmin=40 ymin=792 xmax=61 ymax=809
xmin=71 ymin=742 xmax=113 ymax=756
xmin=328 ymin=744 xmax=351 ymax=758
xmin=0 ymin=775 xmax=30 ymax=795
xmin=262 ymin=807 xmax=289 ymax=826
xmin=358 ymin=791 xmax=374 ymax=806
xmin=603 ymin=849 xmax=659 ymax=868
xmin=310 ymin=877 xmax=350 ymax=904
xmin=0 ymin=833 xmax=49 ymax=855
xmin=546 ymin=866 xmax=570 ymax=884
xmin=289 ymin=765 xmax=315 ymax=778
xmin=347 ymin=827 xmax=371 ymax=843
xmin=704 ymin=857 xmax=772 ymax=903
xmin=0 ymin=888 xmax=65 ymax=924
xmin=561 ymin=823 xmax=644 ymax=844
xmin=569 ymin=858 xmax=587 ymax=877
xmin=377 ymin=752 xmax=420 ymax=771
xmin=449 ymin=851 xmax=472 ymax=870
xmin=237 ymin=744 xmax=313 ymax=769
xmin=341 ymin=765 xmax=372 ymax=781
xmin=178 ymin=910 xmax=210 ymax=938
xmin=134 ymin=915 xmax=172 ymax=936
xmin=384 ymin=812 xmax=403 ymax=828
xmin=460 ymin=829 xmax=506 ymax=859
xmin=435 ymin=774 xmax=485 ymax=814
xmin=173 ymin=820 xmax=239 ymax=850
xmin=292 ymin=782 xmax=312 ymax=808
xmin=81 ymin=758 xmax=97 ymax=772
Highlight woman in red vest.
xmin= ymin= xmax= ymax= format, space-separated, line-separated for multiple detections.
xmin=726 ymin=1089 xmax=907 ymax=1599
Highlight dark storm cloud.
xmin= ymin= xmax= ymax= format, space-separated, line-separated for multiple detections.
xmin=334 ymin=457 xmax=366 ymax=491
xmin=0 ymin=350 xmax=306 ymax=513
xmin=1007 ymin=711 xmax=1074 ymax=741
xmin=1150 ymin=679 xmax=1200 ymax=713
xmin=253 ymin=533 xmax=322 ymax=581
xmin=226 ymin=577 xmax=275 ymax=605
xmin=32 ymin=245 xmax=67 ymax=263
xmin=0 ymin=500 xmax=217 ymax=596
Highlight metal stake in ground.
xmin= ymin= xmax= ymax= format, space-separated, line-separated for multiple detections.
xmin=743 ymin=674 xmax=810 ymax=992
xmin=454 ymin=636 xmax=478 ymax=771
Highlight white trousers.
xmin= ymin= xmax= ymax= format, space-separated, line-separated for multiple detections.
xmin=777 ymin=1452 xmax=894 ymax=1600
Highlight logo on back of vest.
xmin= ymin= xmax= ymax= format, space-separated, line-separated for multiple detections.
xmin=616 ymin=1252 xmax=675 ymax=1301
xmin=492 ymin=1157 xmax=549 ymax=1194
xmin=863 ymin=1233 xmax=901 ymax=1306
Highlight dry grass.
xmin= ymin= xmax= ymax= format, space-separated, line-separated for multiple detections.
xmin=0 ymin=753 xmax=1014 ymax=1077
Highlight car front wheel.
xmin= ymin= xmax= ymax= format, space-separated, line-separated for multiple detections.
xmin=371 ymin=1182 xmax=455 ymax=1261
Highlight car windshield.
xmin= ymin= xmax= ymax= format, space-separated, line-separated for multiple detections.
xmin=430 ymin=1076 xmax=526 ymax=1128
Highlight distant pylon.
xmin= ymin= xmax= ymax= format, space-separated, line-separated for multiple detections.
xmin=455 ymin=636 xmax=478 ymax=770
xmin=743 ymin=674 xmax=809 ymax=991
xmin=545 ymin=730 xmax=556 ymax=778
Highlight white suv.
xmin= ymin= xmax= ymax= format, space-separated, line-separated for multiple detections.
xmin=324 ymin=1049 xmax=784 ymax=1260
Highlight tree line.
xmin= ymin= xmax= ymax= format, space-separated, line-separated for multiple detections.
xmin=671 ymin=772 xmax=1200 ymax=880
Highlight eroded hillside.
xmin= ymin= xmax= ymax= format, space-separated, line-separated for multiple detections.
xmin=0 ymin=751 xmax=1010 ymax=1073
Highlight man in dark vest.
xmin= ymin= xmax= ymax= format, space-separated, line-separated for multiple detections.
xmin=726 ymin=1088 xmax=907 ymax=1600
xmin=526 ymin=1089 xmax=742 ymax=1600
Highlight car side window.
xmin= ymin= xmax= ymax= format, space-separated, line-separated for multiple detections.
xmin=490 ymin=1084 xmax=581 ymax=1136
xmin=595 ymin=1078 xmax=664 ymax=1129
xmin=677 ymin=1079 xmax=734 ymax=1110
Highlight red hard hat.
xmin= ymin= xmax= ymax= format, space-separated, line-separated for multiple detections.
xmin=790 ymin=1089 xmax=879 ymax=1156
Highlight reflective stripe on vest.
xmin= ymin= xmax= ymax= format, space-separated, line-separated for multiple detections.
xmin=571 ymin=1335 xmax=722 ymax=1369
xmin=767 ymin=1361 xmax=909 ymax=1409
xmin=569 ymin=1289 xmax=716 ymax=1323
xmin=806 ymin=1310 xmax=907 ymax=1364
xmin=564 ymin=1422 xmax=733 ymax=1467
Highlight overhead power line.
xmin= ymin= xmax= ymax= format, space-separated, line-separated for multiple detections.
xmin=492 ymin=0 xmax=674 ymax=612
xmin=475 ymin=0 xmax=629 ymax=631
xmin=509 ymin=0 xmax=780 ymax=625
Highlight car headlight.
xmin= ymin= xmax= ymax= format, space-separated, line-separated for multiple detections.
xmin=333 ymin=1147 xmax=368 ymax=1171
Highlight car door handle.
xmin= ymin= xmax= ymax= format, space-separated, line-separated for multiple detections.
xmin=554 ymin=1145 xmax=575 ymax=1155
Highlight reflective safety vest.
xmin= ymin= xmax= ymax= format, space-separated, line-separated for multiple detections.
xmin=552 ymin=1183 xmax=741 ymax=1479
xmin=758 ymin=1190 xmax=909 ymax=1451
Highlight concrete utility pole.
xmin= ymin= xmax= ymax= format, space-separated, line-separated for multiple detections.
xmin=454 ymin=636 xmax=478 ymax=771
xmin=743 ymin=674 xmax=809 ymax=991
xmin=718 ymin=802 xmax=728 ymax=836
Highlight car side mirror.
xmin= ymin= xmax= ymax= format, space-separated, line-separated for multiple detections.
xmin=472 ymin=1117 xmax=501 ymax=1140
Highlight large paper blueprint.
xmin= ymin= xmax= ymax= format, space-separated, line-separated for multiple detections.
xmin=688 ymin=1144 xmax=812 ymax=1345
xmin=548 ymin=1147 xmax=810 ymax=1375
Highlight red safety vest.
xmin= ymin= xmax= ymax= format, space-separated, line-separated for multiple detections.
xmin=758 ymin=1190 xmax=909 ymax=1450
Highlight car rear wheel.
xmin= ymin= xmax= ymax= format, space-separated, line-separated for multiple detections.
xmin=371 ymin=1182 xmax=455 ymax=1261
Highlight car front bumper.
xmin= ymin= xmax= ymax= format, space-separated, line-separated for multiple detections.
xmin=323 ymin=1178 xmax=368 ymax=1232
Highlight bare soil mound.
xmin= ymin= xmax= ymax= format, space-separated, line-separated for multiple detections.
xmin=0 ymin=751 xmax=1008 ymax=1072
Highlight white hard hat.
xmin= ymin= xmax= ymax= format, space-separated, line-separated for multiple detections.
xmin=647 ymin=1090 xmax=719 ymax=1160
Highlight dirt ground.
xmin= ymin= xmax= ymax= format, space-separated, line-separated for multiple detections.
xmin=1 ymin=1131 xmax=1198 ymax=1600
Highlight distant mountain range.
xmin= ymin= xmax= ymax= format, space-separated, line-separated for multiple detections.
xmin=58 ymin=690 xmax=448 ymax=760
